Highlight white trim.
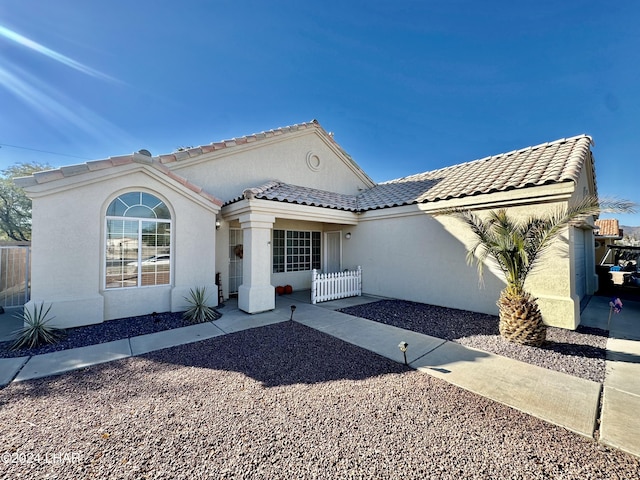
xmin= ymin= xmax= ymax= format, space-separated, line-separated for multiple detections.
xmin=223 ymin=198 xmax=358 ymax=225
xmin=103 ymin=191 xmax=174 ymax=291
xmin=23 ymin=163 xmax=221 ymax=214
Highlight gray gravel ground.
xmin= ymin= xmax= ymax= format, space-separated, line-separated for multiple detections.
xmin=0 ymin=311 xmax=217 ymax=359
xmin=1 ymin=322 xmax=638 ymax=479
xmin=339 ymin=300 xmax=607 ymax=383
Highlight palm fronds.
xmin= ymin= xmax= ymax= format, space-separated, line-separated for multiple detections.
xmin=437 ymin=195 xmax=636 ymax=293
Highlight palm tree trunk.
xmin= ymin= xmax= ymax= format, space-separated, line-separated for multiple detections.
xmin=497 ymin=289 xmax=546 ymax=346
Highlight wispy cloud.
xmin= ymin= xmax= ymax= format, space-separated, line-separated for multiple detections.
xmin=0 ymin=59 xmax=133 ymax=145
xmin=0 ymin=25 xmax=119 ymax=83
xmin=0 ymin=24 xmax=133 ymax=148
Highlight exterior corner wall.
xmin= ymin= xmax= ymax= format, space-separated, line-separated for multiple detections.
xmin=347 ymin=198 xmax=581 ymax=329
xmin=535 ymin=295 xmax=580 ymax=330
xmin=29 ymin=170 xmax=218 ymax=327
xmin=346 ymin=211 xmax=504 ymax=316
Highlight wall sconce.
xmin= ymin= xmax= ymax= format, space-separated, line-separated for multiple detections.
xmin=345 ymin=232 xmax=351 ymax=239
xmin=215 ymin=220 xmax=221 ymax=230
xmin=398 ymin=341 xmax=408 ymax=365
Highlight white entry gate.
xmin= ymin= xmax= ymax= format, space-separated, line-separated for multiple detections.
xmin=311 ymin=266 xmax=361 ymax=304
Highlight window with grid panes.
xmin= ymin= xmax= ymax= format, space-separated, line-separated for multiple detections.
xmin=105 ymin=192 xmax=171 ymax=289
xmin=272 ymin=230 xmax=321 ymax=272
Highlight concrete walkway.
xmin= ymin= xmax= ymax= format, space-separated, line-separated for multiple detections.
xmin=300 ymin=295 xmax=600 ymax=439
xmin=0 ymin=292 xmax=638 ymax=458
xmin=580 ymin=295 xmax=640 ymax=458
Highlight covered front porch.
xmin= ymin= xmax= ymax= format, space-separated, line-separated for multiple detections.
xmin=218 ymin=193 xmax=360 ymax=313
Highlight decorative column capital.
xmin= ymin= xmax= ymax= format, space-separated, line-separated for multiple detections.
xmin=238 ymin=213 xmax=276 ymax=229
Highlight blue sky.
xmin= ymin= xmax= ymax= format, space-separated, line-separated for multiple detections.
xmin=1 ymin=1 xmax=639 ymax=225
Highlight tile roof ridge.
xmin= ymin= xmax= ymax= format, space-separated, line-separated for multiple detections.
xmin=382 ymin=134 xmax=593 ymax=184
xmin=16 ymin=152 xmax=223 ymax=207
xmin=468 ymin=134 xmax=593 ymax=166
xmin=224 ymin=180 xmax=359 ymax=211
xmin=243 ymin=180 xmax=284 ymax=199
xmin=158 ymin=120 xmax=323 ymax=164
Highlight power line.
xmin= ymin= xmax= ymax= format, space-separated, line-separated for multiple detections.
xmin=0 ymin=143 xmax=91 ymax=161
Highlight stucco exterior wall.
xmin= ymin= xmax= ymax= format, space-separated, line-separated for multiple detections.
xmin=347 ymin=195 xmax=584 ymax=329
xmin=27 ymin=169 xmax=218 ymax=328
xmin=171 ymin=131 xmax=371 ymax=201
xmin=21 ymin=130 xmax=597 ymax=330
xmin=347 ymin=210 xmax=504 ymax=316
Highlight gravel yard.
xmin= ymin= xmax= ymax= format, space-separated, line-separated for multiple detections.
xmin=1 ymin=321 xmax=638 ymax=479
xmin=338 ymin=300 xmax=608 ymax=383
xmin=1 ymin=300 xmax=608 ymax=385
xmin=0 ymin=311 xmax=211 ymax=359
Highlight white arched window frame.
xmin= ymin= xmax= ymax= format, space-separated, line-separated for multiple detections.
xmin=104 ymin=192 xmax=172 ymax=289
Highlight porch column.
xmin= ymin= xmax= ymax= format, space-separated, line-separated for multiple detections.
xmin=238 ymin=213 xmax=276 ymax=313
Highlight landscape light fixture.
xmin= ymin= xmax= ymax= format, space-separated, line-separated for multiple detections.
xmin=290 ymin=305 xmax=297 ymax=320
xmin=398 ymin=341 xmax=408 ymax=365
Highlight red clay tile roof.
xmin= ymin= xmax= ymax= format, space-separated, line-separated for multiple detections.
xmin=155 ymin=120 xmax=374 ymax=185
xmin=595 ymin=219 xmax=622 ymax=238
xmin=358 ymin=134 xmax=594 ymax=209
xmin=16 ymin=153 xmax=224 ymax=207
xmin=232 ymin=134 xmax=595 ymax=212
xmin=14 ymin=120 xmax=373 ymax=207
xmin=16 ymin=125 xmax=594 ymax=214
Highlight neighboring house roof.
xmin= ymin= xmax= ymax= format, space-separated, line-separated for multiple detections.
xmin=231 ymin=134 xmax=595 ymax=212
xmin=595 ymin=219 xmax=623 ymax=239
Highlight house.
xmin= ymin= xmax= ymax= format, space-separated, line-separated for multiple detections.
xmin=594 ymin=218 xmax=623 ymax=263
xmin=16 ymin=120 xmax=598 ymax=330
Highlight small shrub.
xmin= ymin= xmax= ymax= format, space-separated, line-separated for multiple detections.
xmin=183 ymin=287 xmax=219 ymax=323
xmin=10 ymin=303 xmax=66 ymax=351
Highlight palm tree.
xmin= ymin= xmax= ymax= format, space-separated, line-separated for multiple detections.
xmin=441 ymin=196 xmax=635 ymax=346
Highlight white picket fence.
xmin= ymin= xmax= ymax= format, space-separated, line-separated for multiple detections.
xmin=311 ymin=266 xmax=361 ymax=304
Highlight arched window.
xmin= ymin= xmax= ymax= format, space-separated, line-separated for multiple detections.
xmin=105 ymin=192 xmax=171 ymax=289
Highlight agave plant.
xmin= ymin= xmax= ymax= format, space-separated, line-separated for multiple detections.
xmin=441 ymin=196 xmax=635 ymax=346
xmin=183 ymin=286 xmax=219 ymax=323
xmin=10 ymin=302 xmax=66 ymax=350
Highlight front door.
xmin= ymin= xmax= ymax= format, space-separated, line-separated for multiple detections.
xmin=229 ymin=228 xmax=243 ymax=295
xmin=324 ymin=231 xmax=341 ymax=273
